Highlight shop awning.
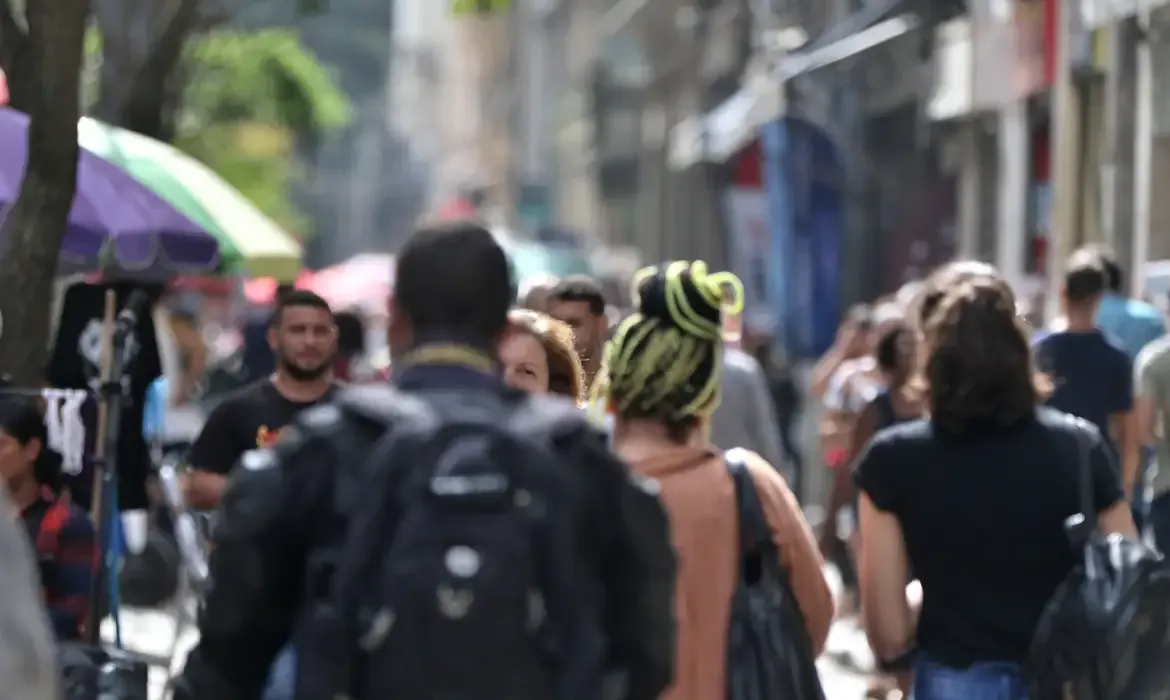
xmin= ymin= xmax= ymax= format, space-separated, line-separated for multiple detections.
xmin=668 ymin=5 xmax=920 ymax=170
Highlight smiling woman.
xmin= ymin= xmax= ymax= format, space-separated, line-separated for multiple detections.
xmin=501 ymin=309 xmax=585 ymax=402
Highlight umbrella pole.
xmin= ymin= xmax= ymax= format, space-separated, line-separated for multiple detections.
xmin=86 ymin=290 xmax=117 ymax=647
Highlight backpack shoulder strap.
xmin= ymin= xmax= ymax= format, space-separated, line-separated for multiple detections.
xmin=335 ymin=384 xmax=436 ymax=431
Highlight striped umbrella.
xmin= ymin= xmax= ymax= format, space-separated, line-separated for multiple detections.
xmin=77 ymin=118 xmax=302 ymax=280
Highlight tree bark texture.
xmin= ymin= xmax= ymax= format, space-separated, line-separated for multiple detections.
xmin=0 ymin=0 xmax=89 ymax=384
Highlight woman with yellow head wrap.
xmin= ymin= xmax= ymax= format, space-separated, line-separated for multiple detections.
xmin=596 ymin=261 xmax=834 ymax=700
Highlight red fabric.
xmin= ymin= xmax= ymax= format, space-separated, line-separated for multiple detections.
xmin=732 ymin=140 xmax=763 ymax=188
xmin=1043 ymin=0 xmax=1058 ymax=87
xmin=1032 ymin=126 xmax=1051 ymax=182
xmin=0 ymin=68 xmax=8 ymax=107
xmin=437 ymin=199 xmax=476 ymax=219
xmin=27 ymin=493 xmax=97 ymax=640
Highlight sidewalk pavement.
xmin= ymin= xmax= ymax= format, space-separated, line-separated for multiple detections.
xmin=103 ymin=565 xmax=873 ymax=699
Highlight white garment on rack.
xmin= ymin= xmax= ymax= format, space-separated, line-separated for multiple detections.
xmin=43 ymin=391 xmax=65 ymax=469
xmin=59 ymin=390 xmax=87 ymax=476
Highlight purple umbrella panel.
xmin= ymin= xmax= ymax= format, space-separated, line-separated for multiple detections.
xmin=0 ymin=108 xmax=220 ymax=276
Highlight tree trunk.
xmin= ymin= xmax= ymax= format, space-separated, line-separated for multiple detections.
xmin=0 ymin=0 xmax=89 ymax=384
xmin=0 ymin=0 xmax=36 ymax=112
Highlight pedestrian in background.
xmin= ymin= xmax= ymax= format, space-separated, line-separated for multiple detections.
xmin=603 ymin=260 xmax=832 ymax=700
xmin=1093 ymin=246 xmax=1165 ymax=361
xmin=710 ymin=306 xmax=786 ymax=475
xmin=0 ymin=483 xmax=60 ymax=700
xmin=856 ymin=268 xmax=1135 ymax=700
xmin=517 ymin=274 xmax=559 ymax=313
xmin=547 ymin=275 xmax=610 ymax=391
xmin=1034 ymin=249 xmax=1138 ymax=515
xmin=1134 ymin=317 xmax=1170 ymax=550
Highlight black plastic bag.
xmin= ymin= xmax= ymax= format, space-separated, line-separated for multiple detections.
xmin=1028 ymin=419 xmax=1170 ymax=699
xmin=58 ymin=644 xmax=149 ymax=700
xmin=725 ymin=450 xmax=826 ymax=700
xmin=99 ymin=649 xmax=150 ymax=700
xmin=59 ymin=643 xmax=100 ymax=700
xmin=118 ymin=526 xmax=180 ymax=608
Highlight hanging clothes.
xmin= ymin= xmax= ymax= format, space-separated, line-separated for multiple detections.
xmin=47 ymin=282 xmax=163 ymax=512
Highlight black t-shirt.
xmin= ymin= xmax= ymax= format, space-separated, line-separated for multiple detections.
xmin=869 ymin=389 xmax=916 ymax=431
xmin=1033 ymin=330 xmax=1133 ymax=452
xmin=47 ymin=282 xmax=163 ymax=511
xmin=853 ymin=406 xmax=1124 ymax=667
xmin=188 ymin=379 xmax=339 ymax=475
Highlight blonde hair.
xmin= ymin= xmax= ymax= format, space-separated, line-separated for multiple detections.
xmin=508 ymin=309 xmax=585 ymax=401
xmin=589 ymin=261 xmax=743 ymax=441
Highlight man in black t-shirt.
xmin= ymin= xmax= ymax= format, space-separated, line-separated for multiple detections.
xmin=1034 ymin=249 xmax=1137 ymax=495
xmin=185 ymin=291 xmax=338 ymax=510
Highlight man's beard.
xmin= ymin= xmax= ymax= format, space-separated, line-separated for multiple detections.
xmin=278 ymin=355 xmax=333 ymax=382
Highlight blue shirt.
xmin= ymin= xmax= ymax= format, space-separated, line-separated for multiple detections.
xmin=1034 ymin=330 xmax=1133 ymax=452
xmin=143 ymin=376 xmax=169 ymax=442
xmin=1096 ymin=293 xmax=1165 ymax=361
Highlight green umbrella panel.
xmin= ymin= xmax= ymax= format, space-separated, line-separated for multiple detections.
xmin=111 ymin=154 xmax=244 ymax=266
xmin=77 ymin=118 xmax=302 ymax=279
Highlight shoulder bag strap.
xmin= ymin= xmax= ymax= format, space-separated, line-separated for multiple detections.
xmin=724 ymin=448 xmax=826 ymax=699
xmin=724 ymin=448 xmax=771 ymax=556
xmin=1065 ymin=416 xmax=1097 ymax=542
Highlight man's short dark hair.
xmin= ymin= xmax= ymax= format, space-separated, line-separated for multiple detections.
xmin=1093 ymin=246 xmax=1123 ymax=292
xmin=548 ymin=275 xmax=606 ymax=316
xmin=1063 ymin=249 xmax=1108 ymax=305
xmin=270 ymin=289 xmax=332 ymax=327
xmin=395 ymin=220 xmax=513 ymax=339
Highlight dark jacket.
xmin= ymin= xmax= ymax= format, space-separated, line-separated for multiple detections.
xmin=173 ymin=346 xmax=676 ymax=700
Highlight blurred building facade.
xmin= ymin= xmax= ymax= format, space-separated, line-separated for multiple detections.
xmin=410 ymin=0 xmax=1170 ymax=332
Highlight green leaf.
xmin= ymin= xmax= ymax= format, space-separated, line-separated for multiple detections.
xmin=177 ymin=29 xmax=350 ymax=239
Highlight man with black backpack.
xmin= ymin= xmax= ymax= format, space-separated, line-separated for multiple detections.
xmin=172 ymin=221 xmax=677 ymax=700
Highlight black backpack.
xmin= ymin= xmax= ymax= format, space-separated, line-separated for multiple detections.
xmin=725 ymin=449 xmax=826 ymax=700
xmin=1028 ymin=418 xmax=1170 ymax=699
xmin=302 ymin=386 xmax=596 ymax=700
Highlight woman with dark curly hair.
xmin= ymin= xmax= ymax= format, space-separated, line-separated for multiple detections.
xmin=853 ymin=265 xmax=1135 ymax=700
xmin=500 ymin=309 xmax=585 ymax=401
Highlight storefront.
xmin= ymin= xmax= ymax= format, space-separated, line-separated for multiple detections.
xmin=761 ymin=117 xmax=844 ymax=359
xmin=969 ymin=0 xmax=1057 ymax=296
xmin=1142 ymin=6 xmax=1170 ymax=267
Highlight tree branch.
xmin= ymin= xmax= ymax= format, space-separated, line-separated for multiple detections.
xmin=115 ymin=0 xmax=201 ymax=138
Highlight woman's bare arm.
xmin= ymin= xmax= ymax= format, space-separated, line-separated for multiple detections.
xmin=857 ymin=494 xmax=915 ymax=661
